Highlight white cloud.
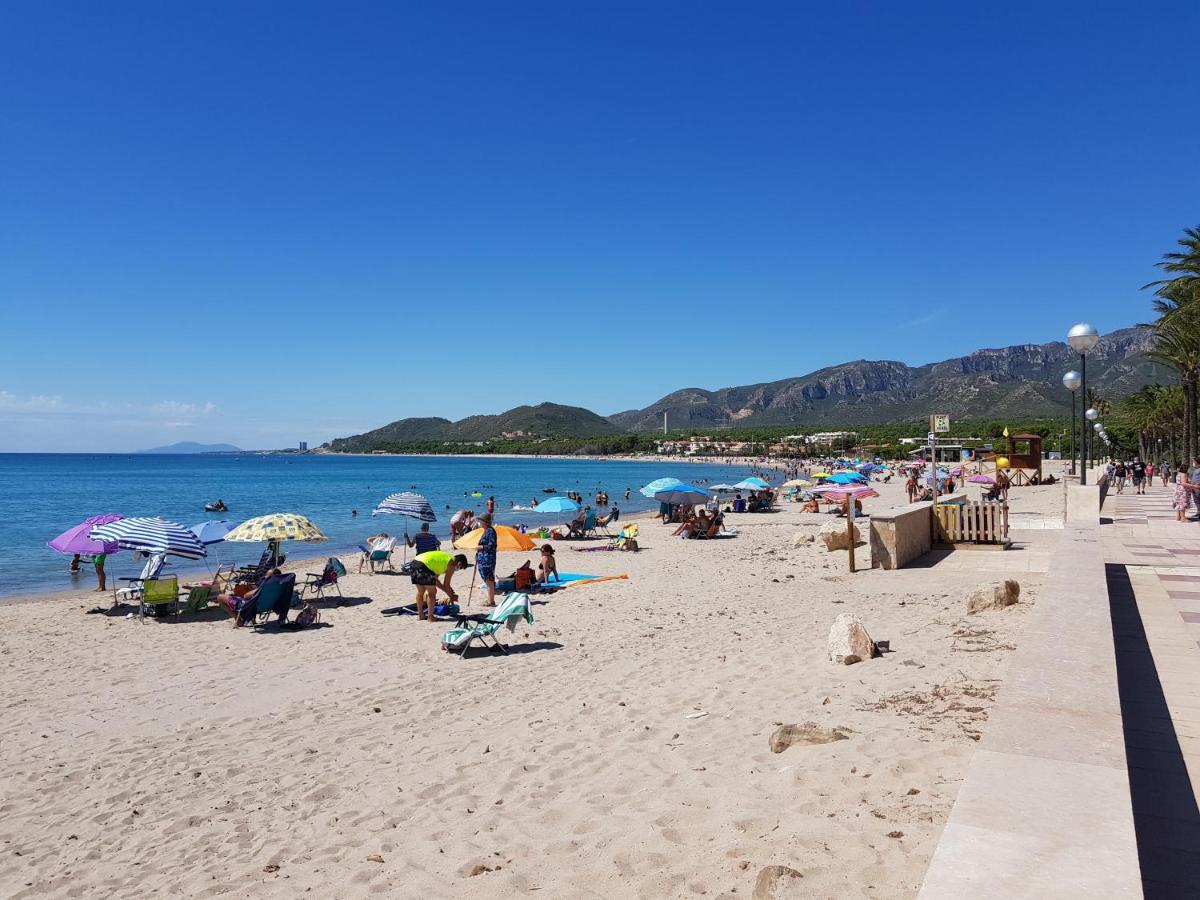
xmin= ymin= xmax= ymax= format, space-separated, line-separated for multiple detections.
xmin=151 ymin=400 xmax=216 ymax=417
xmin=0 ymin=391 xmax=64 ymax=410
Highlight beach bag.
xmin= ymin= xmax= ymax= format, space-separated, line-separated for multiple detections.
xmin=329 ymin=558 xmax=347 ymax=577
xmin=294 ymin=602 xmax=320 ymax=628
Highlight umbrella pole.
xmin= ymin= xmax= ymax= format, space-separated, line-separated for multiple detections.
xmin=467 ymin=563 xmax=477 ymax=608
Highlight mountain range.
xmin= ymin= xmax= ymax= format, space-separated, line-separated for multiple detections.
xmin=327 ymin=326 xmax=1160 ymax=449
xmin=137 ymin=441 xmax=243 ymax=454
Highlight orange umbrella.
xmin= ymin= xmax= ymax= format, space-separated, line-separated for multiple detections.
xmin=455 ymin=525 xmax=538 ymax=552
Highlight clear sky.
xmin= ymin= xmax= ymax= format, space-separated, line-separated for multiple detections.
xmin=2 ymin=1 xmax=1198 ymax=451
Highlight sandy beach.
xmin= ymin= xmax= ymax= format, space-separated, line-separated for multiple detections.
xmin=0 ymin=475 xmax=1067 ymax=899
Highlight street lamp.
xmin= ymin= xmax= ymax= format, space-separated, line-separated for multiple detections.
xmin=1069 ymin=323 xmax=1101 ymax=484
xmin=1063 ymin=370 xmax=1081 ymax=475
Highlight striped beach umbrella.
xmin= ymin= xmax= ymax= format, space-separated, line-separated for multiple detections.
xmin=90 ymin=517 xmax=207 ymax=559
xmin=373 ymin=491 xmax=436 ymax=522
xmin=223 ymin=513 xmax=327 ymax=543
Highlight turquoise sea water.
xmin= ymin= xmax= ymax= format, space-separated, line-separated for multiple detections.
xmin=0 ymin=453 xmax=763 ymax=598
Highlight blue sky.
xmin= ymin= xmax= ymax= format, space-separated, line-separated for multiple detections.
xmin=2 ymin=2 xmax=1198 ymax=451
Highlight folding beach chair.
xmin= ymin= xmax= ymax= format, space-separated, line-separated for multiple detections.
xmin=115 ymin=552 xmax=168 ymax=605
xmin=302 ymin=558 xmax=345 ymax=601
xmin=367 ymin=538 xmax=396 ymax=574
xmin=440 ymin=592 xmax=533 ymax=658
xmin=235 ymin=573 xmax=297 ymax=627
xmin=594 ymin=507 xmax=620 ymax=537
xmin=139 ymin=576 xmax=180 ymax=621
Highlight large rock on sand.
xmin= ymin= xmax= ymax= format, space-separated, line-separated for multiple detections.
xmin=967 ymin=579 xmax=1020 ymax=614
xmin=828 ymin=613 xmax=876 ymax=665
xmin=818 ymin=518 xmax=859 ymax=551
xmin=791 ymin=531 xmax=816 ymax=548
xmin=768 ymin=723 xmax=851 ymax=753
xmin=753 ymin=865 xmax=803 ymax=899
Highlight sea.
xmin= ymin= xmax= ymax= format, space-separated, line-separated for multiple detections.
xmin=0 ymin=453 xmax=765 ymax=598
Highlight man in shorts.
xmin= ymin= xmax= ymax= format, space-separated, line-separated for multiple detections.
xmin=1131 ymin=458 xmax=1147 ymax=495
xmin=409 ymin=550 xmax=469 ymax=621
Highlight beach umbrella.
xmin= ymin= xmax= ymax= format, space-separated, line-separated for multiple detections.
xmin=708 ymin=484 xmax=740 ymax=493
xmin=373 ymin=491 xmax=436 ymax=560
xmin=48 ymin=514 xmax=123 ymax=556
xmin=734 ymin=477 xmax=771 ymax=490
xmin=90 ymin=517 xmax=207 ymax=560
xmin=640 ymin=477 xmax=685 ymax=499
xmin=533 ymin=496 xmax=582 ymax=514
xmin=373 ymin=491 xmax=436 ymax=522
xmin=781 ymin=479 xmax=811 ymax=489
xmin=224 ymin=513 xmax=327 ymax=543
xmin=653 ymin=484 xmax=712 ymax=506
xmin=827 ymin=472 xmax=867 ymax=485
xmin=190 ymin=520 xmax=235 ymax=545
xmin=811 ymin=471 xmax=832 ymax=479
xmin=456 ymin=525 xmax=538 ymax=552
xmin=812 ymin=484 xmax=880 ymax=501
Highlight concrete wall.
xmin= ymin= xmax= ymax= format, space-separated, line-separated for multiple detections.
xmin=869 ymin=502 xmax=933 ymax=570
xmin=917 ymin=522 xmax=1141 ymax=898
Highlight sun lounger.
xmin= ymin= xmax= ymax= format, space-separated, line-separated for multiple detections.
xmin=236 ymin=573 xmax=297 ymax=627
xmin=440 ymin=592 xmax=533 ymax=658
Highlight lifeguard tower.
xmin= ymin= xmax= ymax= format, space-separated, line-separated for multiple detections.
xmin=984 ymin=433 xmax=1043 ymax=486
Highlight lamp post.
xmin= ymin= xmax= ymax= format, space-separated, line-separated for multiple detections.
xmin=1094 ymin=422 xmax=1104 ymax=464
xmin=1069 ymin=323 xmax=1101 ymax=483
xmin=1063 ymin=370 xmax=1081 ymax=475
xmin=1085 ymin=407 xmax=1099 ymax=476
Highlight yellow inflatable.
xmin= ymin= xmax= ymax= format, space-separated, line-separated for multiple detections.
xmin=996 ymin=456 xmax=1010 ymax=469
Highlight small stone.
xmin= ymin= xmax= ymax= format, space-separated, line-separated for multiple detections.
xmin=768 ymin=723 xmax=850 ymax=753
xmin=373 ymin=707 xmax=381 ymax=713
xmin=366 ymin=854 xmax=384 ymax=863
xmin=907 ymin=788 xmax=920 ymax=795
xmin=966 ymin=579 xmax=1020 ymax=614
xmin=827 ymin=614 xmax=877 ymax=665
xmin=264 ymin=863 xmax=281 ymax=873
xmin=887 ymin=831 xmax=904 ymax=839
xmin=753 ymin=864 xmax=803 ymax=899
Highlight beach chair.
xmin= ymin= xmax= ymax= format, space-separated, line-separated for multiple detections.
xmin=571 ymin=511 xmax=598 ymax=539
xmin=139 ymin=576 xmax=180 ymax=621
xmin=609 ymin=523 xmax=639 ymax=551
xmin=115 ymin=552 xmax=168 ymax=605
xmin=440 ymin=592 xmax=533 ymax=658
xmin=367 ymin=538 xmax=396 ymax=574
xmin=303 ymin=558 xmax=344 ymax=601
xmin=235 ymin=573 xmax=297 ymax=627
xmin=594 ymin=507 xmax=620 ymax=537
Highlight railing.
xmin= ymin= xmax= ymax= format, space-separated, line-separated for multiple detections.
xmin=935 ymin=500 xmax=1009 ymax=544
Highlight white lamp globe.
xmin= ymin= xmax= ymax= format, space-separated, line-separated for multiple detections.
xmin=1062 ymin=370 xmax=1082 ymax=391
xmin=1068 ymin=323 xmax=1101 ymax=353
xmin=1085 ymin=407 xmax=1099 ymax=421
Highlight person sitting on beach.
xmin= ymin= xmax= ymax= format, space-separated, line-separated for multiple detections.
xmin=733 ymin=494 xmax=746 ymax=513
xmin=597 ymin=505 xmax=620 ymax=527
xmin=569 ymin=506 xmax=589 ymax=537
xmin=538 ymin=544 xmax=559 ymax=583
xmin=215 ymin=568 xmax=287 ymax=627
xmin=357 ymin=532 xmax=390 ymax=573
xmin=406 ymin=522 xmax=441 ymax=555
xmin=674 ymin=510 xmax=708 ymax=539
xmin=801 ymin=497 xmax=820 ymax=513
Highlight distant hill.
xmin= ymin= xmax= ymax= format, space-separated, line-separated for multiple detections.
xmin=137 ymin=441 xmax=243 ymax=454
xmin=608 ymin=326 xmax=1159 ymax=430
xmin=327 ymin=402 xmax=622 ymax=452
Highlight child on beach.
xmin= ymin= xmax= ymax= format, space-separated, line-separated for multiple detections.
xmin=538 ymin=544 xmax=559 ymax=583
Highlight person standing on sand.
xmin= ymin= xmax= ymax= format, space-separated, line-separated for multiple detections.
xmin=406 ymin=522 xmax=441 ymax=555
xmin=475 ymin=513 xmax=498 ymax=607
xmin=90 ymin=553 xmax=107 ymax=592
xmin=906 ymin=474 xmax=918 ymax=503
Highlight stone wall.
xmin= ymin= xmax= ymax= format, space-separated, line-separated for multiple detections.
xmin=868 ymin=502 xmax=933 ymax=570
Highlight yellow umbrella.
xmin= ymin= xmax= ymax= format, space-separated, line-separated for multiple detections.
xmin=811 ymin=471 xmax=832 ymax=479
xmin=224 ymin=513 xmax=327 ymax=543
xmin=782 ymin=478 xmax=812 ymax=488
xmin=455 ymin=525 xmax=537 ymax=552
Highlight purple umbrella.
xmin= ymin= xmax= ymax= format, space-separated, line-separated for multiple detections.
xmin=48 ymin=514 xmax=124 ymax=556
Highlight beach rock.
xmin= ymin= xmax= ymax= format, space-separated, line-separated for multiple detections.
xmin=967 ymin=579 xmax=1020 ymax=614
xmin=753 ymin=865 xmax=803 ymax=899
xmin=828 ymin=614 xmax=876 ymax=665
xmin=818 ymin=519 xmax=859 ymax=551
xmin=791 ymin=531 xmax=816 ymax=548
xmin=768 ymin=723 xmax=850 ymax=753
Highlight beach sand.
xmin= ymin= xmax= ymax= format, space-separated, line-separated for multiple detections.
xmin=0 ymin=475 xmax=1066 ymax=898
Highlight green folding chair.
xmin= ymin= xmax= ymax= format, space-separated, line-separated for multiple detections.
xmin=140 ymin=576 xmax=180 ymax=621
xmin=440 ymin=592 xmax=533 ymax=658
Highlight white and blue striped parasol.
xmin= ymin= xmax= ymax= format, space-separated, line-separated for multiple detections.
xmin=373 ymin=492 xmax=437 ymax=522
xmin=91 ymin=516 xmax=208 ymax=559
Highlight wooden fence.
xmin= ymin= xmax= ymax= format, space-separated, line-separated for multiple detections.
xmin=935 ymin=500 xmax=1010 ymax=545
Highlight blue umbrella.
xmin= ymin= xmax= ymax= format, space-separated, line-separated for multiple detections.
xmin=534 ymin=496 xmax=582 ymax=514
xmin=190 ymin=520 xmax=235 ymax=545
xmin=828 ymin=473 xmax=867 ymax=485
xmin=653 ymin=484 xmax=712 ymax=506
xmin=734 ymin=477 xmax=771 ymax=490
xmin=641 ymin=477 xmax=685 ymax=499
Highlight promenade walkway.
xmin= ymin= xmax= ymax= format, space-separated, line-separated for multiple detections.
xmin=1101 ymin=481 xmax=1200 ymax=898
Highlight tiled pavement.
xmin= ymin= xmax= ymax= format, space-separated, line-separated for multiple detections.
xmin=1102 ymin=483 xmax=1200 ymax=897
